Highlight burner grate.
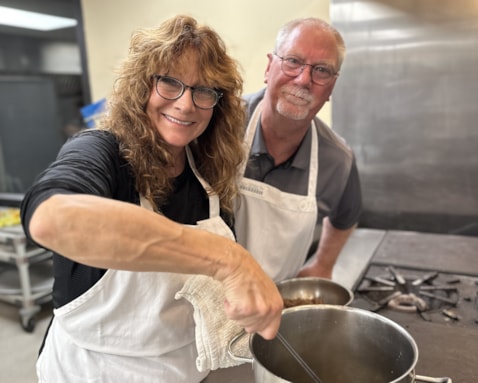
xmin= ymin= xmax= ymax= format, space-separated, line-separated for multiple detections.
xmin=354 ymin=265 xmax=478 ymax=326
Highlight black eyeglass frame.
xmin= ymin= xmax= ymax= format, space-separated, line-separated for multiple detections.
xmin=273 ymin=53 xmax=338 ymax=86
xmin=152 ymin=74 xmax=223 ymax=110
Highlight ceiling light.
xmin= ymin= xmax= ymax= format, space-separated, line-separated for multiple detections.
xmin=0 ymin=6 xmax=77 ymax=31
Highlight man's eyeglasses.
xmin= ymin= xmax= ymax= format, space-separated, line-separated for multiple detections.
xmin=153 ymin=75 xmax=223 ymax=109
xmin=273 ymin=54 xmax=338 ymax=86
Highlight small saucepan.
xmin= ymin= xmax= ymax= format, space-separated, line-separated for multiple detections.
xmin=277 ymin=277 xmax=354 ymax=308
xmin=228 ymin=305 xmax=452 ymax=383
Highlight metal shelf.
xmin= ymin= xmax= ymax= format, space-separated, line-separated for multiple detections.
xmin=0 ymin=224 xmax=53 ymax=332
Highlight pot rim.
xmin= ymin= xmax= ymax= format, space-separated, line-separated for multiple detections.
xmin=250 ymin=305 xmax=420 ymax=383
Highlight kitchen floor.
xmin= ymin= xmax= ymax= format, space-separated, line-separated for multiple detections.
xmin=0 ymin=300 xmax=51 ymax=382
xmin=0 ymin=228 xmax=385 ymax=382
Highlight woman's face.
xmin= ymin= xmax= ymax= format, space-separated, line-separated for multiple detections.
xmin=146 ymin=53 xmax=214 ymax=156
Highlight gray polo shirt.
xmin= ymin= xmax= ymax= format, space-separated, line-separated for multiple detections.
xmin=243 ymin=88 xmax=362 ymax=230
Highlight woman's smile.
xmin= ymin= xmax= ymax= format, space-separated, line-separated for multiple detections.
xmin=163 ymin=113 xmax=194 ymax=126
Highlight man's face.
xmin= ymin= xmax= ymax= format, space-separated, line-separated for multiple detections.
xmin=265 ymin=24 xmax=340 ymax=122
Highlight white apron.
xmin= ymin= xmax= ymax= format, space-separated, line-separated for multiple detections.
xmin=234 ymin=101 xmax=318 ymax=281
xmin=36 ymin=146 xmax=235 ymax=383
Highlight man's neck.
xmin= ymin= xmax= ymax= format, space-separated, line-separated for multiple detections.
xmin=260 ymin=112 xmax=311 ymax=166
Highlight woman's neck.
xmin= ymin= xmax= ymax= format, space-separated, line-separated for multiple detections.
xmin=169 ymin=147 xmax=187 ymax=177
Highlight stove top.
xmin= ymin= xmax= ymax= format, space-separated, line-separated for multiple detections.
xmin=350 ymin=231 xmax=478 ymax=383
xmin=353 ymin=265 xmax=478 ymax=328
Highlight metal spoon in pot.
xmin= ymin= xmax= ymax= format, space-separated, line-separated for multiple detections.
xmin=275 ymin=332 xmax=323 ymax=383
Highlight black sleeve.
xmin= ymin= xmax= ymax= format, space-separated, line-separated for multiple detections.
xmin=328 ymin=158 xmax=363 ymax=230
xmin=21 ymin=130 xmax=133 ymax=242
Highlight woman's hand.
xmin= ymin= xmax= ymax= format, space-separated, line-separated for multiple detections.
xmin=217 ymin=244 xmax=283 ymax=340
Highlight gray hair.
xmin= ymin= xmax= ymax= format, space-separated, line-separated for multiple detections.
xmin=274 ymin=18 xmax=346 ymax=71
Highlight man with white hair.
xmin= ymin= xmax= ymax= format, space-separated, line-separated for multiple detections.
xmin=235 ymin=17 xmax=362 ymax=282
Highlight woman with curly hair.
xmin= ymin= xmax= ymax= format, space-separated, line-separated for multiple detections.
xmin=20 ymin=15 xmax=282 ymax=382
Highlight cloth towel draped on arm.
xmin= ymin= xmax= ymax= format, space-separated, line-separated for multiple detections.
xmin=175 ymin=274 xmax=252 ymax=372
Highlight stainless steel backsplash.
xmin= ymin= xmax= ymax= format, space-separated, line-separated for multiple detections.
xmin=331 ymin=0 xmax=478 ymax=235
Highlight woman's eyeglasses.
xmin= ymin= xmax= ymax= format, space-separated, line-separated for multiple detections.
xmin=153 ymin=75 xmax=223 ymax=109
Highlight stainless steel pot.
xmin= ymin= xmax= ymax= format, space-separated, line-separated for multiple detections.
xmin=277 ymin=277 xmax=353 ymax=307
xmin=228 ymin=305 xmax=451 ymax=383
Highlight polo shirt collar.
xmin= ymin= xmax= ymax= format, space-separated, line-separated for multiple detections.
xmin=250 ymin=119 xmax=312 ymax=170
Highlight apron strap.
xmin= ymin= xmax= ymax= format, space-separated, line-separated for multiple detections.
xmin=307 ymin=121 xmax=319 ymax=197
xmin=240 ymin=100 xmax=263 ymax=174
xmin=185 ymin=146 xmax=220 ymax=218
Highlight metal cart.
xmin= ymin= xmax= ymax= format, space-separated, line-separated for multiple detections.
xmin=0 ymin=224 xmax=53 ymax=332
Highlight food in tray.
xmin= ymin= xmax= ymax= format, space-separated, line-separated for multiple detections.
xmin=0 ymin=208 xmax=21 ymax=228
xmin=283 ymin=296 xmax=324 ymax=308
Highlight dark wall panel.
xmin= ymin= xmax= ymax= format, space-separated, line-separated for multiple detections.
xmin=0 ymin=77 xmax=64 ymax=192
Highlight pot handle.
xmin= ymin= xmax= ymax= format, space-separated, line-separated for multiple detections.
xmin=227 ymin=329 xmax=253 ymax=364
xmin=415 ymin=375 xmax=452 ymax=383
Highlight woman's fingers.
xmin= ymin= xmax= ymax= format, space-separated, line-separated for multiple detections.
xmin=222 ymin=268 xmax=283 ymax=339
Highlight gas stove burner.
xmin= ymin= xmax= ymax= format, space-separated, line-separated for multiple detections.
xmin=356 ymin=266 xmax=462 ymax=318
xmin=388 ymin=293 xmax=428 ymax=312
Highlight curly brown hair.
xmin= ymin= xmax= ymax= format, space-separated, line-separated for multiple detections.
xmin=99 ymin=15 xmax=246 ymax=214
